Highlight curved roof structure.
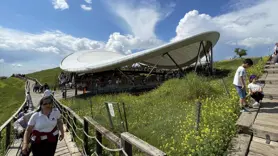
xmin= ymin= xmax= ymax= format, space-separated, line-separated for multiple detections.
xmin=60 ymin=31 xmax=220 ymax=73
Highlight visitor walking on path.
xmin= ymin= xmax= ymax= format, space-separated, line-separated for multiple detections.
xmin=26 ymin=92 xmax=33 ymax=110
xmin=233 ymin=59 xmax=253 ymax=112
xmin=248 ymin=75 xmax=264 ymax=108
xmin=21 ymin=95 xmax=64 ymax=156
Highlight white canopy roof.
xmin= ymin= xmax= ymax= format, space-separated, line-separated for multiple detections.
xmin=60 ymin=31 xmax=220 ymax=73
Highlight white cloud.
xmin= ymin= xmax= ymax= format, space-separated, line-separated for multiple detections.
xmin=0 ymin=59 xmax=4 ymax=63
xmin=12 ymin=64 xmax=22 ymax=67
xmin=0 ymin=27 xmax=105 ymax=55
xmin=85 ymin=0 xmax=92 ymax=4
xmin=52 ymin=0 xmax=69 ymax=10
xmin=0 ymin=26 xmax=163 ymax=59
xmin=81 ymin=4 xmax=92 ymax=11
xmin=107 ymin=0 xmax=175 ymax=40
xmin=105 ymin=32 xmax=164 ymax=54
xmin=172 ymin=0 xmax=278 ymax=50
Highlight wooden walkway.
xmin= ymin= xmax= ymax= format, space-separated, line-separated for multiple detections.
xmin=230 ymin=63 xmax=278 ymax=156
xmin=248 ymin=64 xmax=278 ymax=156
xmin=6 ymin=80 xmax=82 ymax=156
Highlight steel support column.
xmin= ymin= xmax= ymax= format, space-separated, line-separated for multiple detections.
xmin=194 ymin=41 xmax=205 ymax=72
xmin=210 ymin=44 xmax=213 ymax=74
xmin=116 ymin=68 xmax=135 ymax=86
xmin=144 ymin=57 xmax=163 ymax=81
xmin=164 ymin=53 xmax=184 ymax=75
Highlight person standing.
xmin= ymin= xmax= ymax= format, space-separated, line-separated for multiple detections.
xmin=26 ymin=92 xmax=33 ymax=110
xmin=233 ymin=59 xmax=253 ymax=112
xmin=21 ymin=95 xmax=64 ymax=156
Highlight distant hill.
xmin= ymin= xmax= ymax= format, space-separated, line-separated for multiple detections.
xmin=26 ymin=67 xmax=62 ymax=89
xmin=0 ymin=77 xmax=25 ymax=124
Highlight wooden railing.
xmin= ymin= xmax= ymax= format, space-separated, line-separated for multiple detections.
xmin=24 ymin=76 xmax=166 ymax=155
xmin=0 ymin=81 xmax=28 ymax=155
xmin=53 ymin=97 xmax=166 ymax=156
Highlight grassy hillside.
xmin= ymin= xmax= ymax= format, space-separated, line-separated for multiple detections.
xmin=59 ymin=57 xmax=266 ymax=155
xmin=26 ymin=67 xmax=62 ymax=89
xmin=26 ymin=57 xmax=266 ymax=155
xmin=0 ymin=77 xmax=25 ymax=124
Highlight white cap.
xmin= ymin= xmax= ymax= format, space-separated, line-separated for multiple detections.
xmin=43 ymin=89 xmax=52 ymax=97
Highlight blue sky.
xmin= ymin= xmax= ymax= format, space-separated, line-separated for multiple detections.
xmin=0 ymin=0 xmax=277 ymax=76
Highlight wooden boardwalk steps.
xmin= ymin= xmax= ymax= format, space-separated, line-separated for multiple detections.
xmin=6 ymin=80 xmax=82 ymax=156
xmin=231 ymin=63 xmax=278 ymax=156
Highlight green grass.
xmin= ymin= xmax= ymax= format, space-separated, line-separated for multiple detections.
xmin=0 ymin=77 xmax=25 ymax=124
xmin=26 ymin=67 xmax=62 ymax=89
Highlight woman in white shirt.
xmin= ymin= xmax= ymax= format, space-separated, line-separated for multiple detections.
xmin=22 ymin=95 xmax=64 ymax=156
xmin=248 ymin=75 xmax=264 ymax=107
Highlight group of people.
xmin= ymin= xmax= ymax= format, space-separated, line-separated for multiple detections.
xmin=32 ymin=82 xmax=50 ymax=93
xmin=14 ymin=88 xmax=64 ymax=156
xmin=233 ymin=59 xmax=265 ymax=112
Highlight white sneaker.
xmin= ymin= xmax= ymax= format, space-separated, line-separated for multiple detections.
xmin=253 ymin=102 xmax=260 ymax=108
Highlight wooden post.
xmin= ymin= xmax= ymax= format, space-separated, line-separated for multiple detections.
xmin=64 ymin=108 xmax=69 ymax=132
xmin=83 ymin=119 xmax=89 ymax=155
xmin=65 ymin=87 xmax=67 ymax=99
xmin=71 ymin=116 xmax=76 ymax=142
xmin=6 ymin=123 xmax=11 ymax=150
xmin=75 ymin=85 xmax=77 ymax=96
xmin=96 ymin=130 xmax=102 ymax=155
xmin=221 ymin=78 xmax=230 ymax=97
xmin=105 ymin=102 xmax=114 ymax=130
xmin=67 ymin=110 xmax=70 ymax=132
xmin=196 ymin=102 xmax=202 ymax=131
xmin=121 ymin=138 xmax=132 ymax=156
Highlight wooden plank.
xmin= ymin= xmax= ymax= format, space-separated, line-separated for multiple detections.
xmin=265 ymin=65 xmax=278 ymax=69
xmin=121 ymin=132 xmax=166 ymax=156
xmin=62 ymin=125 xmax=82 ymax=155
xmin=55 ymin=146 xmax=68 ymax=153
xmin=264 ymin=68 xmax=278 ymax=74
xmin=5 ymin=139 xmax=22 ymax=156
xmin=236 ymin=108 xmax=259 ymax=134
xmin=252 ymin=137 xmax=278 ymax=147
xmin=248 ymin=151 xmax=265 ymax=156
xmin=85 ymin=116 xmax=121 ymax=147
xmin=252 ymin=124 xmax=278 ymax=141
xmin=255 ymin=118 xmax=278 ymax=128
xmin=54 ymin=148 xmax=70 ymax=156
xmin=249 ymin=137 xmax=278 ymax=156
xmin=227 ymin=134 xmax=251 ymax=156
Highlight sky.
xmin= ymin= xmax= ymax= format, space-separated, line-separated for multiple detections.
xmin=0 ymin=0 xmax=277 ymax=76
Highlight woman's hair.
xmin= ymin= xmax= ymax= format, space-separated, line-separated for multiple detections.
xmin=249 ymin=75 xmax=257 ymax=83
xmin=36 ymin=96 xmax=54 ymax=112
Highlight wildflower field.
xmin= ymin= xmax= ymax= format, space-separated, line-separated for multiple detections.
xmin=58 ymin=57 xmax=267 ymax=155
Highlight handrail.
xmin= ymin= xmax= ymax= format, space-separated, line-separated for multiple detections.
xmin=0 ymin=79 xmax=28 ymax=155
xmin=0 ymin=99 xmax=27 ymax=132
xmin=0 ymin=80 xmax=28 ymax=131
xmin=27 ymin=77 xmax=167 ymax=156
xmin=121 ymin=132 xmax=167 ymax=156
xmin=54 ymin=98 xmax=83 ymax=126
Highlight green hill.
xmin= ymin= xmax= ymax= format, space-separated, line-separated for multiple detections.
xmin=0 ymin=77 xmax=25 ymax=124
xmin=26 ymin=67 xmax=62 ymax=89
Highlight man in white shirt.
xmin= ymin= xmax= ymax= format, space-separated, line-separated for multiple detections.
xmin=233 ymin=59 xmax=253 ymax=112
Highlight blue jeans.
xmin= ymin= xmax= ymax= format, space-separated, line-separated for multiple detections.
xmin=235 ymin=85 xmax=246 ymax=99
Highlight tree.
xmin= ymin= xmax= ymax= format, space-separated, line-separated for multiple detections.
xmin=234 ymin=48 xmax=247 ymax=58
